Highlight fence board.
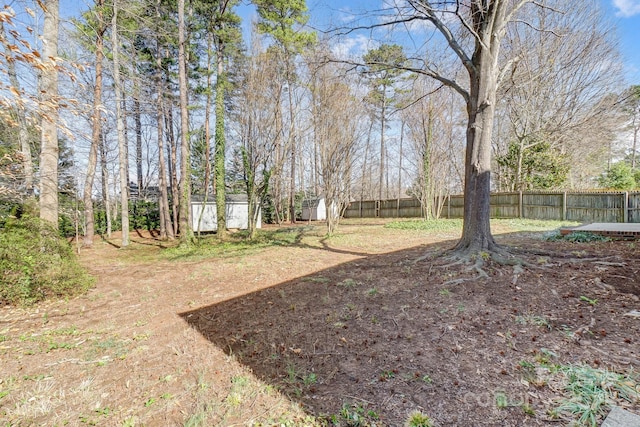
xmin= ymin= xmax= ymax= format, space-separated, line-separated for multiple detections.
xmin=566 ymin=193 xmax=624 ymax=223
xmin=342 ymin=191 xmax=640 ymax=223
xmin=490 ymin=193 xmax=520 ymax=218
xmin=629 ymin=193 xmax=640 ymax=223
xmin=523 ymin=193 xmax=564 ymax=220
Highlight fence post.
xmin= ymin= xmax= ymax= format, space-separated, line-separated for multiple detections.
xmin=518 ymin=191 xmax=523 ymax=218
xmin=624 ymin=192 xmax=629 ymax=223
xmin=447 ymin=196 xmax=451 ymax=219
xmin=562 ymin=191 xmax=567 ymax=221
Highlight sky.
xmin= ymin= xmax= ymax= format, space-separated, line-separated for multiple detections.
xmin=305 ymin=0 xmax=640 ymax=85
xmin=603 ymin=0 xmax=640 ymax=83
xmin=57 ymin=0 xmax=640 ymax=85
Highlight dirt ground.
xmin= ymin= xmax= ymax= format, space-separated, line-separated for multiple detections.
xmin=1 ymin=219 xmax=639 ymax=426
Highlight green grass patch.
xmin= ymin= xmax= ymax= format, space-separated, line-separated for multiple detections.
xmin=493 ymin=218 xmax=579 ymax=232
xmin=163 ymin=227 xmax=314 ymax=261
xmin=319 ymin=402 xmax=381 ymax=426
xmin=520 ymin=358 xmax=639 ymax=426
xmin=0 ymin=215 xmax=94 ymax=306
xmin=554 ymin=364 xmax=639 ymax=426
xmin=385 ymin=218 xmax=578 ymax=235
xmin=384 ymin=219 xmax=463 ymax=232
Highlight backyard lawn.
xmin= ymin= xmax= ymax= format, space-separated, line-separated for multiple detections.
xmin=1 ymin=219 xmax=638 ymax=426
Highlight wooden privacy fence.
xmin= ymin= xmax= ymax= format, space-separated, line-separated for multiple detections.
xmin=343 ymin=191 xmax=640 ymax=223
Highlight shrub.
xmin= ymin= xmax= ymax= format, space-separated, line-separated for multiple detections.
xmin=598 ymin=162 xmax=636 ymax=190
xmin=545 ymin=231 xmax=609 ymax=243
xmin=0 ymin=215 xmax=94 ymax=305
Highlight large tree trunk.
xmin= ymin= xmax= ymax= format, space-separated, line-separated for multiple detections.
xmin=177 ymin=0 xmax=191 ymax=243
xmin=112 ymin=0 xmax=129 ymax=246
xmin=39 ymin=0 xmax=60 ymax=228
xmin=454 ymin=42 xmax=499 ymax=253
xmin=83 ymin=0 xmax=105 ymax=247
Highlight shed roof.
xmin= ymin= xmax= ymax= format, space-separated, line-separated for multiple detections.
xmin=191 ymin=193 xmax=248 ymax=203
xmin=302 ymin=196 xmax=324 ymax=208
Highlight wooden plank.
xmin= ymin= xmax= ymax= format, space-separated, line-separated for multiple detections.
xmin=602 ymin=406 xmax=640 ymax=427
xmin=560 ymin=223 xmax=640 ymax=240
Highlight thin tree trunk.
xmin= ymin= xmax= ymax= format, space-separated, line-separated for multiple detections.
xmin=379 ymin=97 xmax=386 ymax=202
xmin=397 ymin=120 xmax=404 ymax=216
xmin=83 ymin=0 xmax=105 ymax=247
xmin=99 ymin=131 xmax=111 ymax=237
xmin=214 ymin=47 xmax=227 ymax=238
xmin=516 ymin=137 xmax=525 ymax=191
xmin=196 ymin=32 xmax=214 ymax=237
xmin=166 ymin=102 xmax=179 ymax=236
xmin=134 ymin=82 xmax=143 ymax=197
xmin=425 ymin=104 xmax=433 ymax=219
xmin=286 ymin=57 xmax=297 ymax=224
xmin=39 ymin=0 xmax=60 ymax=228
xmin=362 ymin=121 xmax=372 ymax=211
xmin=632 ymin=122 xmax=638 ymax=169
xmin=177 ymin=0 xmax=191 ymax=243
xmin=112 ymin=0 xmax=129 ymax=246
xmin=155 ymin=13 xmax=173 ymax=240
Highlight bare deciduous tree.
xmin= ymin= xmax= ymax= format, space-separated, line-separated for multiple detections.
xmin=403 ymin=79 xmax=463 ymax=219
xmin=309 ymin=51 xmax=363 ymax=235
xmin=494 ymin=1 xmax=623 ymax=191
xmin=341 ymin=1 xmax=589 ymax=258
xmin=236 ymin=41 xmax=285 ymax=238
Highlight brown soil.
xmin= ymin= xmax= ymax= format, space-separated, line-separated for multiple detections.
xmin=1 ymin=220 xmax=639 ymax=426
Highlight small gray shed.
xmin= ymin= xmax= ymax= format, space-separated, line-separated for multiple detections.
xmin=191 ymin=194 xmax=261 ymax=232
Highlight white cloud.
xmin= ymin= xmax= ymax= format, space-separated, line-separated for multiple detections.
xmin=613 ymin=0 xmax=640 ymax=17
xmin=331 ymin=34 xmax=379 ymax=59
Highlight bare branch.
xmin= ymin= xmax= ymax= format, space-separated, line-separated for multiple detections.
xmin=390 ymin=83 xmax=445 ymax=115
xmin=510 ymin=19 xmax=564 ymax=37
xmin=503 ymin=0 xmax=536 ymax=27
xmin=407 ymin=0 xmax=476 ymax=74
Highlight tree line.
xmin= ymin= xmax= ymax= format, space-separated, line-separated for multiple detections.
xmin=1 ymin=0 xmax=639 ymax=253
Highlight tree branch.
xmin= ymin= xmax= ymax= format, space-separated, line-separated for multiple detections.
xmin=407 ymin=0 xmax=476 ymax=74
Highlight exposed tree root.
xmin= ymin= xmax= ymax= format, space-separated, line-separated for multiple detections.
xmin=418 ymin=243 xmax=553 ymax=284
xmin=442 ymin=278 xmax=473 ymax=287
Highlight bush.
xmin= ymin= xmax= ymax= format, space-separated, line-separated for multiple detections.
xmin=598 ymin=162 xmax=636 ymax=190
xmin=545 ymin=230 xmax=610 ymax=243
xmin=0 ymin=215 xmax=94 ymax=306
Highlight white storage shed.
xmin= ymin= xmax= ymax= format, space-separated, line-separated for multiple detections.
xmin=301 ymin=196 xmax=339 ymax=221
xmin=191 ymin=194 xmax=261 ymax=232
